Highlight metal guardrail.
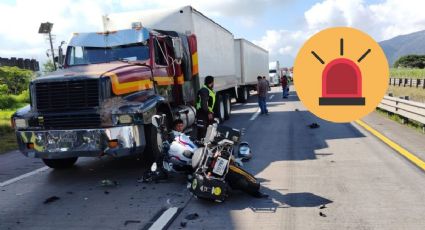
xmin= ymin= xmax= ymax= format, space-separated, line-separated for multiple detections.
xmin=389 ymin=78 xmax=425 ymax=88
xmin=378 ymin=96 xmax=425 ymax=126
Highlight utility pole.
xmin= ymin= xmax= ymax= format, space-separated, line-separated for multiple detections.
xmin=38 ymin=22 xmax=56 ymax=71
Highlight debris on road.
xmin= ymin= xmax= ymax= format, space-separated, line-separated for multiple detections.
xmin=84 ymin=197 xmax=89 ymax=201
xmin=100 ymin=179 xmax=118 ymax=187
xmin=308 ymin=123 xmax=320 ymax=129
xmin=319 ymin=212 xmax=327 ymax=217
xmin=180 ymin=221 xmax=187 ymax=227
xmin=43 ymin=196 xmax=60 ymax=204
xmin=124 ymin=220 xmax=141 ymax=226
xmin=295 ymin=109 xmax=299 ymax=111
xmin=185 ymin=213 xmax=199 ymax=220
xmin=66 ymin=191 xmax=73 ymax=195
xmin=319 ymin=205 xmax=327 ymax=209
xmin=104 ymin=191 xmax=110 ymax=195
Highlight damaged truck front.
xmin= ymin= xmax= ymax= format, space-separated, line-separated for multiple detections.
xmin=12 ymin=27 xmax=198 ymax=168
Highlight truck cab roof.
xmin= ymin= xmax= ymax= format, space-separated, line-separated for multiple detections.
xmin=68 ymin=28 xmax=150 ymax=48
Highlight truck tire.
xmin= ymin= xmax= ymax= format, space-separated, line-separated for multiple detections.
xmin=237 ymin=87 xmax=249 ymax=103
xmin=214 ymin=94 xmax=225 ymax=122
xmin=223 ymin=94 xmax=231 ymax=120
xmin=42 ymin=157 xmax=78 ymax=169
xmin=143 ymin=124 xmax=163 ymax=165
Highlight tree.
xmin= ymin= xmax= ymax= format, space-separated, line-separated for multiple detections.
xmin=394 ymin=55 xmax=425 ymax=69
xmin=43 ymin=60 xmax=56 ymax=74
xmin=0 ymin=66 xmax=34 ymax=95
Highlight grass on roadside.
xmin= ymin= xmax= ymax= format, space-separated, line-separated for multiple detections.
xmin=376 ymin=108 xmax=424 ymax=134
xmin=387 ymin=85 xmax=425 ymax=103
xmin=390 ymin=68 xmax=425 ymax=79
xmin=0 ymin=110 xmax=18 ymax=154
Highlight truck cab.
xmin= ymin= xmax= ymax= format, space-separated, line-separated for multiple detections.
xmin=12 ymin=26 xmax=198 ymax=168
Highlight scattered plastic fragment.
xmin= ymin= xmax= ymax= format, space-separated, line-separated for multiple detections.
xmin=100 ymin=179 xmax=118 ymax=187
xmin=185 ymin=213 xmax=199 ymax=220
xmin=319 ymin=212 xmax=327 ymax=217
xmin=308 ymin=123 xmax=320 ymax=129
xmin=124 ymin=220 xmax=140 ymax=226
xmin=43 ymin=196 xmax=60 ymax=204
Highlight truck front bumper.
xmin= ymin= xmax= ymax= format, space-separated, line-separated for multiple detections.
xmin=16 ymin=125 xmax=146 ymax=159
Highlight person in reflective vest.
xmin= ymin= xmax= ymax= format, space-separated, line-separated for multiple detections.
xmin=195 ymin=75 xmax=216 ymax=139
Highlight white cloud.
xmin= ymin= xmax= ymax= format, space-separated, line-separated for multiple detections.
xmin=254 ymin=0 xmax=425 ymax=67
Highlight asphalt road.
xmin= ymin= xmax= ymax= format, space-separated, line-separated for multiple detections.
xmin=1 ymin=87 xmax=425 ymax=230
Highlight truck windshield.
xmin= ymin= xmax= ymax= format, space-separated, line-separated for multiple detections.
xmin=269 ymin=69 xmax=277 ymax=73
xmin=66 ymin=43 xmax=149 ymax=66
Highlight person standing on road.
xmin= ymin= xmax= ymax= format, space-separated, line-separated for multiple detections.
xmin=281 ymin=75 xmax=288 ymax=98
xmin=195 ymin=75 xmax=216 ymax=139
xmin=257 ymin=76 xmax=269 ymax=115
xmin=262 ymin=76 xmax=271 ymax=91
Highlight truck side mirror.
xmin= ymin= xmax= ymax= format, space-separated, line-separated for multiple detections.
xmin=172 ymin=37 xmax=183 ymax=61
xmin=151 ymin=115 xmax=162 ymax=128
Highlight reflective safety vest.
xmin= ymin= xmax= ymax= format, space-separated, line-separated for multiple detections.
xmin=196 ymin=85 xmax=216 ymax=113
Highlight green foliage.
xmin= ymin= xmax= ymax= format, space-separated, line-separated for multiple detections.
xmin=0 ymin=66 xmax=34 ymax=95
xmin=0 ymin=90 xmax=29 ymax=109
xmin=394 ymin=55 xmax=425 ymax=69
xmin=390 ymin=68 xmax=425 ymax=79
xmin=0 ymin=84 xmax=8 ymax=94
xmin=0 ymin=95 xmax=16 ymax=109
xmin=43 ymin=60 xmax=56 ymax=74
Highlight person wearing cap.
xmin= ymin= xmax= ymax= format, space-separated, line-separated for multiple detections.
xmin=195 ymin=75 xmax=216 ymax=139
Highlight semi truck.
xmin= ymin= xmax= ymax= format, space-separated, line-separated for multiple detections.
xmin=234 ymin=39 xmax=269 ymax=102
xmin=11 ymin=6 xmax=268 ymax=169
xmin=269 ymin=61 xmax=281 ymax=86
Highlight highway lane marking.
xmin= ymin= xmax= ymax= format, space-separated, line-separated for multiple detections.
xmin=355 ymin=119 xmax=425 ymax=172
xmin=148 ymin=207 xmax=180 ymax=230
xmin=250 ymin=109 xmax=261 ymax=121
xmin=0 ymin=166 xmax=49 ymax=187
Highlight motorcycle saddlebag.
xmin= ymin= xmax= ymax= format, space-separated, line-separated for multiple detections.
xmin=190 ymin=173 xmax=228 ymax=202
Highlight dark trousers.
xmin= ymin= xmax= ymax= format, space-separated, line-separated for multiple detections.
xmin=196 ymin=110 xmax=212 ymax=140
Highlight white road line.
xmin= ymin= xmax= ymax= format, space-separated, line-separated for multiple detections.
xmin=250 ymin=109 xmax=261 ymax=121
xmin=0 ymin=166 xmax=49 ymax=187
xmin=269 ymin=95 xmax=275 ymax=100
xmin=149 ymin=207 xmax=179 ymax=230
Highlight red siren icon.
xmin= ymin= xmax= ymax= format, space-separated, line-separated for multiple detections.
xmin=312 ymin=38 xmax=369 ymax=106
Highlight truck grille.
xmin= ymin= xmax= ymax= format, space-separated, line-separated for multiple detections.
xmin=42 ymin=113 xmax=101 ymax=129
xmin=35 ymin=79 xmax=100 ymax=112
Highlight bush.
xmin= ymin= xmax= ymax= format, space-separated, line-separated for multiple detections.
xmin=0 ymin=95 xmax=17 ymax=110
xmin=0 ymin=66 xmax=34 ymax=95
xmin=13 ymin=90 xmax=30 ymax=103
xmin=0 ymin=84 xmax=8 ymax=94
xmin=394 ymin=55 xmax=425 ymax=69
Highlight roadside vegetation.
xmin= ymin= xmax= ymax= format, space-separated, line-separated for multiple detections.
xmin=0 ymin=66 xmax=34 ymax=154
xmin=376 ymin=108 xmax=424 ymax=134
xmin=390 ymin=68 xmax=425 ymax=79
xmin=387 ymin=85 xmax=425 ymax=103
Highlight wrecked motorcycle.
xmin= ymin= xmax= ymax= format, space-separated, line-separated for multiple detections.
xmin=190 ymin=123 xmax=265 ymax=202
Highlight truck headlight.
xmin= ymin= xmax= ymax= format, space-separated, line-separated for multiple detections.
xmin=118 ymin=114 xmax=133 ymax=124
xmin=14 ymin=118 xmax=28 ymax=129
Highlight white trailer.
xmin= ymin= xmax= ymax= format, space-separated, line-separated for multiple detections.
xmin=103 ymin=6 xmax=238 ymax=120
xmin=234 ymin=38 xmax=269 ymax=102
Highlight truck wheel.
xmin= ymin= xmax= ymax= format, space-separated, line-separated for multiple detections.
xmin=42 ymin=157 xmax=78 ymax=169
xmin=223 ymin=94 xmax=231 ymax=120
xmin=237 ymin=87 xmax=249 ymax=103
xmin=214 ymin=94 xmax=225 ymax=122
xmin=143 ymin=124 xmax=163 ymax=166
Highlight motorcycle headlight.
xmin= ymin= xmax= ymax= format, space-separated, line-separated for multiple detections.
xmin=118 ymin=114 xmax=133 ymax=124
xmin=14 ymin=118 xmax=28 ymax=129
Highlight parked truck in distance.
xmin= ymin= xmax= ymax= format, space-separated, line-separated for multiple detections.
xmin=269 ymin=61 xmax=281 ymax=86
xmin=234 ymin=39 xmax=269 ymax=103
xmin=11 ymin=6 xmax=268 ymax=169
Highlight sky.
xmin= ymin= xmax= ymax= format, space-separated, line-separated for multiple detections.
xmin=1 ymin=0 xmax=425 ymax=67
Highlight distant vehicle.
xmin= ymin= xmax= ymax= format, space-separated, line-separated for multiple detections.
xmin=269 ymin=61 xmax=281 ymax=86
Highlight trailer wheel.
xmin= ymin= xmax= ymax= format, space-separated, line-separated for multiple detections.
xmin=223 ymin=94 xmax=231 ymax=120
xmin=237 ymin=87 xmax=249 ymax=103
xmin=42 ymin=157 xmax=78 ymax=169
xmin=214 ymin=94 xmax=225 ymax=122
